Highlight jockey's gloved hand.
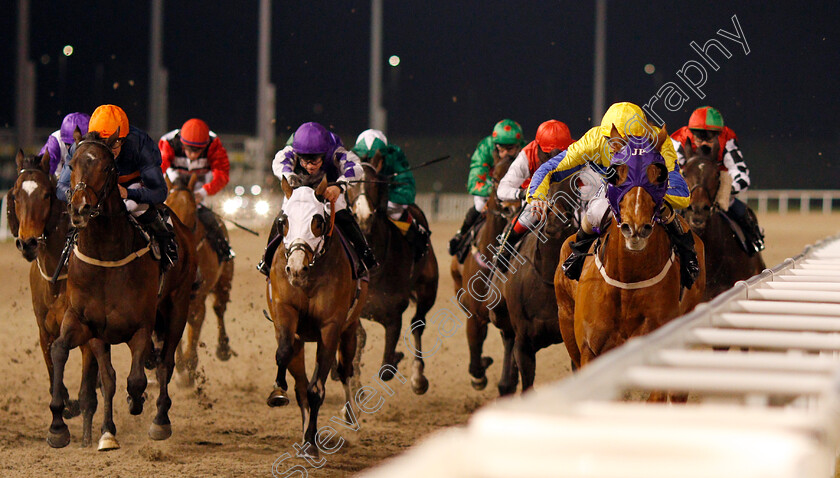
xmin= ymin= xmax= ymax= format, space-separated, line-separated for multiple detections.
xmin=658 ymin=201 xmax=676 ymax=224
xmin=518 ymin=188 xmax=527 ymax=200
xmin=195 ymin=187 xmax=208 ymax=202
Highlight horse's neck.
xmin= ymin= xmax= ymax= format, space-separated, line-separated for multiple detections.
xmin=477 ymin=207 xmax=506 ymax=253
xmin=536 ymin=224 xmax=575 ymax=275
xmin=41 ymin=200 xmax=69 ymax=271
xmin=309 ymin=234 xmax=351 ymax=287
xmin=77 ymin=199 xmax=139 ymax=258
xmin=603 ymin=223 xmax=672 ymax=282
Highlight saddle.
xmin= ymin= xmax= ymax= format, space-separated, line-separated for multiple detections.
xmin=335 ymin=227 xmax=370 ymax=282
xmin=718 ymin=209 xmax=764 ymax=256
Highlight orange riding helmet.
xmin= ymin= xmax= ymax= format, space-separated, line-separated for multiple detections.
xmin=89 ymin=104 xmax=130 ymax=138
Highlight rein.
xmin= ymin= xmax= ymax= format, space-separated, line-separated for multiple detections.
xmin=69 ymin=139 xmax=119 ymax=219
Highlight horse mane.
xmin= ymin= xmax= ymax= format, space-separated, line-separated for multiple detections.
xmin=172 ymin=174 xmax=192 ymax=189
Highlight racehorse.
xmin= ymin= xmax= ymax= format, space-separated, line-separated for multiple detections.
xmin=489 ymin=177 xmax=578 ymax=396
xmin=555 ymin=130 xmax=705 ymax=373
xmin=165 ymin=174 xmax=235 ymax=385
xmin=347 ymin=151 xmax=438 ymax=394
xmin=265 ymin=176 xmax=367 ymax=459
xmin=450 ymin=155 xmax=517 ymax=390
xmin=47 ymin=130 xmax=196 ymax=450
xmin=7 ymin=150 xmax=96 ymax=423
xmin=682 ymin=155 xmax=765 ymax=299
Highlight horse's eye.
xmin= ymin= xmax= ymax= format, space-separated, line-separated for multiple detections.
xmin=311 ymin=216 xmax=325 ymax=236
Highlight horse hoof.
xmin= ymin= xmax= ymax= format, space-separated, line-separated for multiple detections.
xmin=267 ymin=388 xmax=289 ymax=407
xmin=47 ymin=427 xmax=70 ymax=448
xmin=149 ymin=423 xmax=172 ymax=441
xmin=411 ymin=376 xmax=429 ymax=395
xmin=471 ymin=375 xmax=488 ymax=391
xmin=480 ymin=356 xmax=494 ymax=370
xmin=97 ymin=432 xmax=120 ymax=451
xmin=63 ymin=399 xmax=81 ymax=419
xmin=215 ymin=345 xmax=233 ymax=361
xmin=127 ymin=394 xmax=145 ymax=415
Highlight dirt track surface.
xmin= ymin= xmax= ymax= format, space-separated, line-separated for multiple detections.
xmin=0 ymin=214 xmax=835 ymax=477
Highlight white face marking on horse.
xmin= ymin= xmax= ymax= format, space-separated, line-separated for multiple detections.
xmin=21 ymin=180 xmax=39 ymax=196
xmin=86 ymin=152 xmax=96 ymax=160
xmin=354 ymin=194 xmax=372 ymax=222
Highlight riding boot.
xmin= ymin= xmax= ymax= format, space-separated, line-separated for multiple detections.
xmin=662 ymin=218 xmax=700 ymax=289
xmin=728 ymin=197 xmax=764 ymax=255
xmin=197 ymin=205 xmax=235 ymax=262
xmin=140 ymin=207 xmax=178 ymax=273
xmin=335 ymin=209 xmax=379 ymax=276
xmin=404 ymin=216 xmax=431 ymax=262
xmin=256 ymin=213 xmax=284 ymax=276
xmin=561 ymin=229 xmax=598 ymax=280
xmin=448 ymin=206 xmax=481 ymax=256
xmin=492 ymin=224 xmax=526 ymax=274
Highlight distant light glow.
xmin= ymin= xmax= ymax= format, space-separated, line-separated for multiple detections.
xmin=251 ymin=185 xmax=262 ymax=196
xmin=644 ymin=63 xmax=655 ymax=74
xmin=234 ymin=186 xmax=245 ymax=196
xmin=63 ymin=45 xmax=74 ymax=56
xmin=255 ymin=200 xmax=270 ymax=216
xmin=388 ymin=55 xmax=400 ymax=67
xmin=223 ymin=197 xmax=243 ymax=215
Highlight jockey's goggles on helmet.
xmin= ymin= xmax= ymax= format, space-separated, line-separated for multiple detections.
xmin=690 ymin=129 xmax=719 ymax=141
xmin=296 ymin=153 xmax=324 ymax=166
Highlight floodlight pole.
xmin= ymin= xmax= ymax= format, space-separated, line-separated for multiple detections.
xmin=369 ymin=0 xmax=386 ymax=132
xmin=592 ymin=0 xmax=606 ymax=126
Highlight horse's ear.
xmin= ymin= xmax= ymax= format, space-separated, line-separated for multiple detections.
xmin=187 ymin=173 xmax=198 ymax=192
xmin=281 ymin=176 xmax=294 ymax=199
xmin=106 ymin=128 xmax=120 ymax=148
xmin=164 ymin=174 xmax=173 ymax=191
xmin=39 ymin=151 xmax=50 ymax=174
xmin=609 ymin=124 xmax=623 ymax=142
xmin=655 ymin=124 xmax=669 ymax=153
xmin=371 ymin=150 xmax=384 ymax=173
xmin=73 ymin=126 xmax=83 ymax=144
xmin=314 ymin=176 xmax=328 ymax=198
xmin=15 ymin=149 xmax=24 ymax=170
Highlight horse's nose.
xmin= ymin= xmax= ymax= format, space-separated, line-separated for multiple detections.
xmin=285 ymin=265 xmax=291 ymax=276
xmin=619 ymin=223 xmax=632 ymax=238
xmin=16 ymin=237 xmax=37 ymax=252
xmin=639 ymin=223 xmax=654 ymax=239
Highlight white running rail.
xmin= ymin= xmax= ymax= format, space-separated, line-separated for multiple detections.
xmin=361 ymin=235 xmax=840 ymax=478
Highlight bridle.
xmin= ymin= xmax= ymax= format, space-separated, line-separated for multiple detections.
xmin=13 ymin=168 xmax=56 ymax=244
xmin=67 ymin=139 xmax=119 ymax=219
xmin=282 ymin=197 xmax=336 ymax=268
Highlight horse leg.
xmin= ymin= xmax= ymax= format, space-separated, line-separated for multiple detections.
xmin=337 ymin=322 xmax=359 ymax=422
xmin=177 ymin=307 xmax=202 ymax=387
xmin=304 ymin=325 xmax=340 ymax=459
xmin=78 ymin=343 xmax=99 ymax=448
xmin=125 ymin=327 xmax=152 ymax=416
xmin=408 ymin=286 xmax=435 ymax=395
xmin=466 ymin=315 xmax=492 ymax=390
xmin=47 ymin=310 xmax=91 ymax=448
xmin=39 ymin=327 xmax=77 ymax=419
xmin=497 ymin=329 xmax=519 ymax=396
xmin=350 ymin=323 xmax=366 ymax=396
xmin=514 ymin=338 xmax=537 ymax=392
xmin=287 ymin=340 xmax=311 ymax=450
xmin=213 ymin=261 xmax=235 ymax=361
xmin=89 ymin=340 xmax=119 ymax=451
xmin=150 ymin=328 xmax=178 ymax=440
xmin=268 ymin=306 xmax=299 ymax=407
xmin=379 ymin=321 xmax=404 ymax=381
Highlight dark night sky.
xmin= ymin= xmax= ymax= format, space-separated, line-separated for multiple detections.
xmin=2 ymin=1 xmax=839 ymax=188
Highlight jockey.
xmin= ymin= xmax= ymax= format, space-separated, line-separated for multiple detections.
xmin=39 ymin=112 xmax=90 ymax=177
xmin=159 ymin=118 xmax=235 ymax=262
xmin=57 ymin=104 xmax=178 ymax=271
xmin=492 ymin=119 xmax=574 ymax=272
xmin=351 ymin=129 xmax=430 ymax=260
xmin=448 ymin=119 xmax=525 ymax=259
xmin=671 ymin=106 xmax=764 ymax=254
xmin=257 ymin=122 xmax=378 ymax=277
xmin=527 ymin=102 xmax=699 ymax=288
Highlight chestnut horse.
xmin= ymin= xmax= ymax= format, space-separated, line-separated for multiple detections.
xmin=165 ymin=174 xmax=235 ymax=385
xmin=7 ymin=150 xmax=96 ymax=422
xmin=489 ymin=177 xmax=578 ymax=395
xmin=265 ymin=177 xmax=367 ymax=459
xmin=682 ymin=156 xmax=765 ymax=299
xmin=556 ymin=132 xmax=705 ymax=371
xmin=47 ymin=130 xmax=196 ymax=450
xmin=450 ymin=155 xmax=517 ymax=390
xmin=347 ymin=152 xmax=438 ymax=394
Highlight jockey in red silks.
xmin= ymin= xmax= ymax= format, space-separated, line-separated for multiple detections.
xmin=257 ymin=122 xmax=378 ymax=277
xmin=39 ymin=112 xmax=90 ymax=177
xmin=159 ymin=118 xmax=234 ymax=262
xmin=671 ymin=106 xmax=764 ymax=254
xmin=492 ymin=120 xmax=574 ymax=272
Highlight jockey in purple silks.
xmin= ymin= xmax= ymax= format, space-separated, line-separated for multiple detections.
xmin=39 ymin=112 xmax=90 ymax=177
xmin=257 ymin=122 xmax=379 ymax=277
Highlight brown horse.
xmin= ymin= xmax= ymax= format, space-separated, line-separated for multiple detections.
xmin=450 ymin=155 xmax=517 ymax=389
xmin=489 ymin=177 xmax=578 ymax=395
xmin=47 ymin=130 xmax=197 ymax=450
xmin=7 ymin=150 xmax=96 ymax=421
xmin=265 ymin=176 xmax=367 ymax=458
xmin=165 ymin=174 xmax=235 ymax=385
xmin=682 ymin=156 xmax=765 ymax=299
xmin=556 ymin=132 xmax=705 ymax=370
xmin=347 ymin=152 xmax=438 ymax=394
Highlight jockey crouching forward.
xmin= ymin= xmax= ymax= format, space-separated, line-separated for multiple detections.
xmin=57 ymin=104 xmax=178 ymax=271
xmin=492 ymin=120 xmax=574 ymax=272
xmin=671 ymin=106 xmax=764 ymax=254
xmin=351 ymin=129 xmax=430 ymax=261
xmin=527 ymin=102 xmax=700 ymax=289
xmin=257 ymin=122 xmax=379 ymax=277
xmin=40 ymin=112 xmax=90 ymax=177
xmin=160 ymin=118 xmax=235 ymax=262
xmin=448 ymin=119 xmax=526 ymax=259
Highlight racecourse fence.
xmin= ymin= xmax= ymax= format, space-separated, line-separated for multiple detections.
xmin=361 ymin=235 xmax=840 ymax=478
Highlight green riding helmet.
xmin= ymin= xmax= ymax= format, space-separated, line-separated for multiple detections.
xmin=352 ymin=129 xmax=389 ymax=158
xmin=491 ymin=119 xmax=525 ymax=146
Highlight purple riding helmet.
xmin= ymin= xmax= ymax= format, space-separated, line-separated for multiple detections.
xmin=606 ymin=135 xmax=669 ymax=221
xmin=60 ymin=112 xmax=91 ymax=144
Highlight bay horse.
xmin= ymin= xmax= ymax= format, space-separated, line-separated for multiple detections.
xmin=682 ymin=155 xmax=765 ymax=299
xmin=266 ymin=176 xmax=367 ymax=459
xmin=7 ymin=150 xmax=96 ymax=423
xmin=347 ymin=151 xmax=438 ymax=394
xmin=555 ymin=130 xmax=706 ymax=372
xmin=489 ymin=177 xmax=578 ymax=396
xmin=47 ymin=130 xmax=197 ymax=450
xmin=450 ymin=154 xmax=517 ymax=390
xmin=165 ymin=174 xmax=235 ymax=385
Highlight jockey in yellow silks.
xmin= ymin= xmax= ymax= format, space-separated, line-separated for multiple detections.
xmin=525 ymin=102 xmax=699 ymax=289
